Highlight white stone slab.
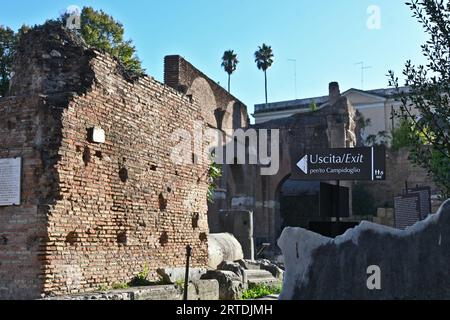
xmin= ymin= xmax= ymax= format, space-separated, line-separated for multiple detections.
xmin=0 ymin=157 xmax=21 ymax=206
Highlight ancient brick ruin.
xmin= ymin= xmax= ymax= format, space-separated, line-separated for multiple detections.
xmin=0 ymin=22 xmax=358 ymax=300
xmin=0 ymin=23 xmax=247 ymax=299
xmin=216 ymin=83 xmax=358 ymax=253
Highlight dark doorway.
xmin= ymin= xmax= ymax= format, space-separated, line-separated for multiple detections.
xmin=277 ymin=179 xmax=352 ymax=239
xmin=278 ymin=179 xmax=321 ymax=234
xmin=319 ymin=183 xmax=350 ymax=218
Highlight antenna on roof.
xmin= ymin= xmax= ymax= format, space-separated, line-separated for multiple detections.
xmin=287 ymin=59 xmax=298 ymax=99
xmin=354 ymin=61 xmax=372 ymax=90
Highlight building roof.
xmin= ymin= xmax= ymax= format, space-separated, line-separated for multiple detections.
xmin=254 ymin=86 xmax=410 ymax=115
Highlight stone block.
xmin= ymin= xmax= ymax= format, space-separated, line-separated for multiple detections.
xmin=190 ymin=279 xmax=219 ymax=300
xmin=201 ymin=270 xmax=244 ymax=300
xmin=278 ymin=200 xmax=450 ymax=300
xmin=132 ymin=285 xmax=181 ymax=301
xmin=218 ymin=210 xmax=254 ymax=260
xmin=208 ymin=233 xmax=244 ymax=269
xmin=156 ymin=267 xmax=207 ymax=284
xmin=217 ymin=261 xmax=246 ymax=283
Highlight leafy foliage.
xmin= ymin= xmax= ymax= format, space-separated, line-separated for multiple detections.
xmin=356 ymin=112 xmax=373 ymax=146
xmin=391 ymin=120 xmax=415 ymax=151
xmin=388 ymin=0 xmax=450 ymax=198
xmin=207 ymin=160 xmax=222 ymax=203
xmin=0 ymin=25 xmax=29 ymax=97
xmin=175 ymin=279 xmax=185 ymax=293
xmin=364 ymin=131 xmax=390 ymax=147
xmin=255 ymin=44 xmax=274 ymax=104
xmin=221 ymin=49 xmax=239 ymax=93
xmin=0 ymin=26 xmax=15 ymax=97
xmin=352 ymin=183 xmax=377 ymax=216
xmin=309 ymin=101 xmax=318 ymax=112
xmin=0 ymin=7 xmax=144 ymax=97
xmin=241 ymin=283 xmax=282 ymax=300
xmin=112 ymin=282 xmax=130 ymax=290
xmin=64 ymin=6 xmax=143 ymax=74
xmin=129 ymin=263 xmax=151 ymax=287
xmin=254 ymin=44 xmax=274 ymax=72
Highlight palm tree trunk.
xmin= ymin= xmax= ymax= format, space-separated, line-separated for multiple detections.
xmin=228 ymin=74 xmax=231 ymax=93
xmin=264 ymin=70 xmax=268 ymax=105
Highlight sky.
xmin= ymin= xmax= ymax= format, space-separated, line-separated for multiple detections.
xmin=1 ymin=0 xmax=429 ymax=122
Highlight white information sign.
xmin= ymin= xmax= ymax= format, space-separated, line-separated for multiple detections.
xmin=0 ymin=158 xmax=22 ymax=206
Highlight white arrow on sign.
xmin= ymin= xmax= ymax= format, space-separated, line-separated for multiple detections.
xmin=297 ymin=155 xmax=308 ymax=174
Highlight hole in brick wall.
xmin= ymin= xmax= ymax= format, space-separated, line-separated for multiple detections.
xmin=76 ymin=146 xmax=82 ymax=152
xmin=167 ymin=187 xmax=172 ymax=193
xmin=65 ymin=231 xmax=78 ymax=245
xmin=0 ymin=235 xmax=8 ymax=245
xmin=117 ymin=232 xmax=127 ymax=245
xmin=192 ymin=213 xmax=200 ymax=229
xmin=83 ymin=146 xmax=91 ymax=166
xmin=95 ymin=151 xmax=103 ymax=160
xmin=150 ymin=165 xmax=157 ymax=171
xmin=158 ymin=193 xmax=167 ymax=211
xmin=175 ymin=170 xmax=179 ymax=176
xmin=138 ymin=219 xmax=147 ymax=228
xmin=119 ymin=167 xmax=128 ymax=183
xmin=199 ymin=233 xmax=207 ymax=242
xmin=159 ymin=232 xmax=169 ymax=246
xmin=7 ymin=120 xmax=15 ymax=131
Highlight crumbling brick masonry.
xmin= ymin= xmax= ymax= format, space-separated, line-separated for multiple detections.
xmin=0 ymin=23 xmax=219 ymax=299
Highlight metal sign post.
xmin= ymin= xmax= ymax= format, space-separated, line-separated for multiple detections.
xmin=336 ymin=180 xmax=340 ymax=223
xmin=183 ymin=245 xmax=192 ymax=301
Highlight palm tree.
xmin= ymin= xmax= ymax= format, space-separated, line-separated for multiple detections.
xmin=221 ymin=50 xmax=239 ymax=93
xmin=254 ymin=44 xmax=274 ymax=105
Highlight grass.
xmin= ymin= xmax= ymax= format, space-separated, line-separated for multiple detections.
xmin=111 ymin=282 xmax=130 ymax=290
xmin=175 ymin=279 xmax=185 ymax=293
xmin=128 ymin=263 xmax=152 ymax=287
xmin=241 ymin=283 xmax=282 ymax=300
xmin=98 ymin=263 xmax=155 ymax=291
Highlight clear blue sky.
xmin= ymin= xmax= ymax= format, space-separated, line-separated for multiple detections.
xmin=1 ymin=0 xmax=428 ymax=122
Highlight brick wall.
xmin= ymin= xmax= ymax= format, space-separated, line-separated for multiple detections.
xmin=0 ymin=95 xmax=50 ymax=299
xmin=0 ymin=23 xmax=214 ymax=298
xmin=164 ymin=55 xmax=251 ymax=231
xmin=164 ymin=55 xmax=249 ymax=130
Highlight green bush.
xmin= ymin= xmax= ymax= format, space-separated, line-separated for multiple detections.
xmin=129 ymin=263 xmax=152 ymax=287
xmin=309 ymin=102 xmax=318 ymax=112
xmin=241 ymin=283 xmax=282 ymax=300
xmin=111 ymin=282 xmax=130 ymax=290
xmin=352 ymin=183 xmax=377 ymax=216
xmin=391 ymin=120 xmax=414 ymax=151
